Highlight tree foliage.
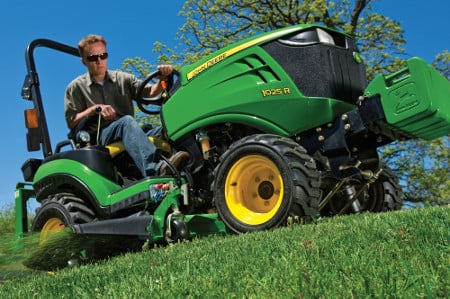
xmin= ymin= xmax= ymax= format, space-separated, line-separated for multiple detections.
xmin=433 ymin=50 xmax=450 ymax=79
xmin=149 ymin=0 xmax=409 ymax=80
xmin=122 ymin=0 xmax=449 ymax=203
xmin=121 ymin=57 xmax=162 ymax=125
xmin=380 ymin=137 xmax=449 ymax=203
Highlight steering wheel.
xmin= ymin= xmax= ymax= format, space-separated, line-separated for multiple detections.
xmin=135 ymin=69 xmax=179 ymax=115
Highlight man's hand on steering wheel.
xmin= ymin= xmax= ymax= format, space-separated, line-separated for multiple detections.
xmin=156 ymin=65 xmax=174 ymax=81
xmin=136 ymin=66 xmax=179 ymax=115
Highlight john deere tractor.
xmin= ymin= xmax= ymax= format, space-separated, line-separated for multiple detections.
xmin=15 ymin=24 xmax=449 ymax=269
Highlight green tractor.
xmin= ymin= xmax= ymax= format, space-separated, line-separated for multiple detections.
xmin=15 ymin=24 xmax=449 ymax=269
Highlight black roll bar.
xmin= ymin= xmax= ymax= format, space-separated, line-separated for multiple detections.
xmin=22 ymin=39 xmax=79 ymax=157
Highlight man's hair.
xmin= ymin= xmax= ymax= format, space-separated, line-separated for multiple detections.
xmin=78 ymin=34 xmax=107 ymax=57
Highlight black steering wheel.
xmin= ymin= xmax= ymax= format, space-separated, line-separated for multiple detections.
xmin=135 ymin=69 xmax=179 ymax=115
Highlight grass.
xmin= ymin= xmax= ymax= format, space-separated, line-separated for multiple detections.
xmin=0 ymin=205 xmax=15 ymax=235
xmin=0 ymin=206 xmax=448 ymax=298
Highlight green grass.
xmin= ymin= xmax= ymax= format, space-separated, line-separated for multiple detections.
xmin=0 ymin=206 xmax=448 ymax=298
xmin=0 ymin=205 xmax=15 ymax=235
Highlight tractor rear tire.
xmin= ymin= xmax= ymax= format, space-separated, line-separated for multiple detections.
xmin=212 ymin=134 xmax=321 ymax=234
xmin=25 ymin=193 xmax=96 ymax=270
xmin=31 ymin=193 xmax=95 ymax=244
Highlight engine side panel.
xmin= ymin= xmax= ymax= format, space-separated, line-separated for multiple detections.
xmin=163 ymin=26 xmax=360 ymax=141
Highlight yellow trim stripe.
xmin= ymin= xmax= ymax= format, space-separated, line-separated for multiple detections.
xmin=186 ymin=28 xmax=299 ymax=81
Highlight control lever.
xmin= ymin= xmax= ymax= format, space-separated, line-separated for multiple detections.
xmin=95 ymin=106 xmax=102 ymax=145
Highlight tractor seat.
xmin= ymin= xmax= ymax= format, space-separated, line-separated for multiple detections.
xmin=106 ymin=136 xmax=173 ymax=158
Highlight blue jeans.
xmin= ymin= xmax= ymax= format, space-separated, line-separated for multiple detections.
xmin=100 ymin=115 xmax=163 ymax=176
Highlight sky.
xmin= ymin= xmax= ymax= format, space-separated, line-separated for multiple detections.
xmin=0 ymin=0 xmax=448 ymax=212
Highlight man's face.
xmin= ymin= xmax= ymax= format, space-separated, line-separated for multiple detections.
xmin=82 ymin=41 xmax=108 ymax=79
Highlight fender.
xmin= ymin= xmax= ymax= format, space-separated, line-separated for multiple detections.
xmin=33 ymin=159 xmax=121 ymax=216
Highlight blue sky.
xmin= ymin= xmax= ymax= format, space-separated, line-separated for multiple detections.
xmin=0 ymin=0 xmax=448 ymax=211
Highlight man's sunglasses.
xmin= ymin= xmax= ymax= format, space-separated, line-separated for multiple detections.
xmin=85 ymin=52 xmax=108 ymax=62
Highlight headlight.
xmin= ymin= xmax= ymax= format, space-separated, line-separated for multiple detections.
xmin=76 ymin=130 xmax=91 ymax=144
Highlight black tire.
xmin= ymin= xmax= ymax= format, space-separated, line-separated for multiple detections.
xmin=31 ymin=193 xmax=95 ymax=244
xmin=358 ymin=165 xmax=404 ymax=213
xmin=321 ymin=177 xmax=384 ymax=216
xmin=321 ymin=165 xmax=404 ymax=215
xmin=379 ymin=166 xmax=404 ymax=211
xmin=25 ymin=193 xmax=96 ymax=270
xmin=212 ymin=134 xmax=321 ymax=234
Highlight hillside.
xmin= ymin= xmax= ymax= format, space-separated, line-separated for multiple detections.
xmin=0 ymin=206 xmax=448 ymax=298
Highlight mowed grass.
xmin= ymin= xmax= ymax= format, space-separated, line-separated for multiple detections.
xmin=0 ymin=206 xmax=448 ymax=298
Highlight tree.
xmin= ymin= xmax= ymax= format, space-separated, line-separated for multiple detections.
xmin=433 ymin=50 xmax=450 ymax=79
xmin=150 ymin=0 xmax=408 ymax=79
xmin=122 ymin=0 xmax=449 ymax=203
xmin=121 ymin=57 xmax=162 ymax=126
xmin=380 ymin=137 xmax=449 ymax=204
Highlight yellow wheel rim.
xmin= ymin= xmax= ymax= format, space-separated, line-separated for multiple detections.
xmin=39 ymin=217 xmax=66 ymax=244
xmin=225 ymin=155 xmax=284 ymax=225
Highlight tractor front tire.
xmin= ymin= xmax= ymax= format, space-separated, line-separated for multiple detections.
xmin=351 ymin=165 xmax=404 ymax=213
xmin=320 ymin=164 xmax=404 ymax=215
xmin=379 ymin=166 xmax=404 ymax=211
xmin=212 ymin=134 xmax=321 ymax=234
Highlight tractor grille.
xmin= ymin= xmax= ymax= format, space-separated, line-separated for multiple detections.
xmin=261 ymin=28 xmax=367 ymax=104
